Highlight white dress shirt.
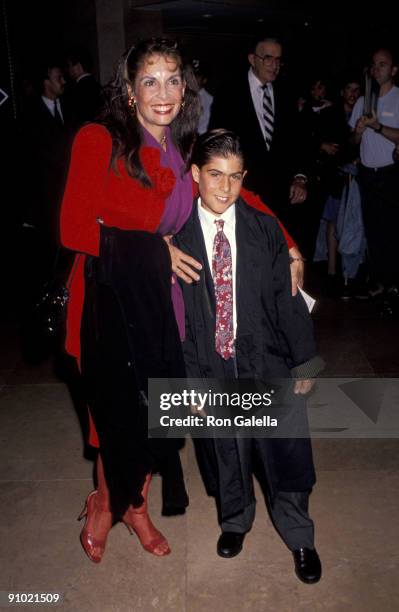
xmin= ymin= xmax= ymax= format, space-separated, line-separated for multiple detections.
xmin=41 ymin=95 xmax=64 ymax=122
xmin=248 ymin=68 xmax=274 ymax=141
xmin=197 ymin=198 xmax=237 ymax=337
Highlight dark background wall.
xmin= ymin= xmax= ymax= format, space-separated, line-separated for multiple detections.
xmin=3 ymin=0 xmax=399 ymax=113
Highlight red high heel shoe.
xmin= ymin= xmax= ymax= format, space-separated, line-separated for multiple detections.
xmin=122 ymin=474 xmax=171 ymax=557
xmin=78 ymin=490 xmax=113 ymax=563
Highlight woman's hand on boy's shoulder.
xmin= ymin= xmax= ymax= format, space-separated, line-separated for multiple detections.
xmin=164 ymin=236 xmax=202 ymax=284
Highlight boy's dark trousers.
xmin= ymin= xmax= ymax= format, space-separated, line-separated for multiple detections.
xmin=215 ymin=358 xmax=315 ymax=551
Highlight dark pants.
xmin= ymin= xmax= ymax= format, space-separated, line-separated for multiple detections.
xmin=220 ymin=437 xmax=315 ymax=550
xmin=358 ymin=164 xmax=399 ymax=286
xmin=217 ymin=359 xmax=315 ymax=551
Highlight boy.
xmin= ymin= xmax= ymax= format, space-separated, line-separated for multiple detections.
xmin=175 ymin=130 xmax=323 ymax=584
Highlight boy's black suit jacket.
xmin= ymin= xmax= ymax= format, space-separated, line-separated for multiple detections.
xmin=175 ymin=197 xmax=319 ymax=381
xmin=175 ymin=197 xmax=321 ymax=518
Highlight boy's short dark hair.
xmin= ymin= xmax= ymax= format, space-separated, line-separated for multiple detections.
xmin=190 ymin=129 xmax=244 ymax=168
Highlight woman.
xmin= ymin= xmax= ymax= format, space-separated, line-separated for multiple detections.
xmin=61 ymin=38 xmax=201 ymax=561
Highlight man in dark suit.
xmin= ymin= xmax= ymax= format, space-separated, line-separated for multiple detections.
xmin=210 ymin=34 xmax=309 ymax=244
xmin=175 ymin=130 xmax=323 ymax=584
xmin=22 ymin=60 xmax=73 ymax=292
xmin=66 ymin=46 xmax=102 ymax=129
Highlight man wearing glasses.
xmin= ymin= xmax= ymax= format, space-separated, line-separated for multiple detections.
xmin=210 ymin=35 xmax=309 ymax=242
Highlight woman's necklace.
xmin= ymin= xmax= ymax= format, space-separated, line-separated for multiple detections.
xmin=160 ymin=134 xmax=166 ymax=148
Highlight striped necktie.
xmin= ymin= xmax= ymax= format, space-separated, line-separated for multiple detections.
xmin=262 ymin=84 xmax=274 ymax=150
xmin=212 ymin=219 xmax=235 ymax=360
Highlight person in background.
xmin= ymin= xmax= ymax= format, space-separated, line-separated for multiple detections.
xmin=349 ymin=47 xmax=399 ymax=315
xmin=298 ymin=76 xmax=333 ymax=112
xmin=193 ymin=59 xmax=214 ymax=134
xmin=298 ymin=75 xmax=336 ymax=259
xmin=65 ymin=45 xmax=103 ymax=129
xmin=22 ymin=59 xmax=73 ymax=292
xmin=323 ymin=76 xmax=361 ymax=295
xmin=209 ymin=34 xmax=310 ymax=247
xmin=310 ymin=75 xmax=361 ymax=295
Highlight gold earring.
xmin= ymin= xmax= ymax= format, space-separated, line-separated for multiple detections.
xmin=180 ymin=100 xmax=185 ymax=112
xmin=128 ymin=96 xmax=136 ymax=113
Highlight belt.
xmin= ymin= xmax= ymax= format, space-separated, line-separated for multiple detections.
xmin=360 ymin=163 xmax=397 ymax=174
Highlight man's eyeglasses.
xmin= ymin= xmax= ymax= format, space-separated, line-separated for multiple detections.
xmin=254 ymin=53 xmax=284 ymax=67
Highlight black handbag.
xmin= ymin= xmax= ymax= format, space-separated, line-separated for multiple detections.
xmin=23 ymin=250 xmax=80 ymax=359
xmin=34 ymin=276 xmax=71 ymax=340
xmin=36 ymin=250 xmax=80 ymax=338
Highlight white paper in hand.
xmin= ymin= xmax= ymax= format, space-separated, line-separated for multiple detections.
xmin=298 ymin=287 xmax=316 ymax=313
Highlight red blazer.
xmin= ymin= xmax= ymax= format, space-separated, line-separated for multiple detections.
xmin=61 ymin=124 xmax=178 ymax=358
xmin=61 ymin=123 xmax=294 ymax=360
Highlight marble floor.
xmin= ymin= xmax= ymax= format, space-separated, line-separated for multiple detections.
xmin=0 ymin=282 xmax=399 ymax=612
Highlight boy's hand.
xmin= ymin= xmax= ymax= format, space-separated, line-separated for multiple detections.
xmin=288 ymin=246 xmax=305 ymax=296
xmin=294 ymin=379 xmax=315 ymax=395
xmin=164 ymin=236 xmax=202 ymax=284
xmin=190 ymin=403 xmax=207 ymax=417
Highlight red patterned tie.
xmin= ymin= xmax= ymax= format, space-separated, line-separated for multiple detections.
xmin=212 ymin=219 xmax=234 ymax=359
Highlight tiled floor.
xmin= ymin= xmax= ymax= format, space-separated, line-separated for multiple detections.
xmin=1 ymin=286 xmax=399 ymax=611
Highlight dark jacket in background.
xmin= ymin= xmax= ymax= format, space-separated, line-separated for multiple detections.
xmin=67 ymin=74 xmax=103 ymax=129
xmin=23 ymin=95 xmax=73 ymax=244
xmin=299 ymin=99 xmax=355 ymax=198
xmin=210 ymin=76 xmax=309 ymax=220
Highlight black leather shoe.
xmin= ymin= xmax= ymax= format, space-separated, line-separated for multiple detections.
xmin=293 ymin=548 xmax=322 ymax=584
xmin=217 ymin=532 xmax=246 ymax=558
